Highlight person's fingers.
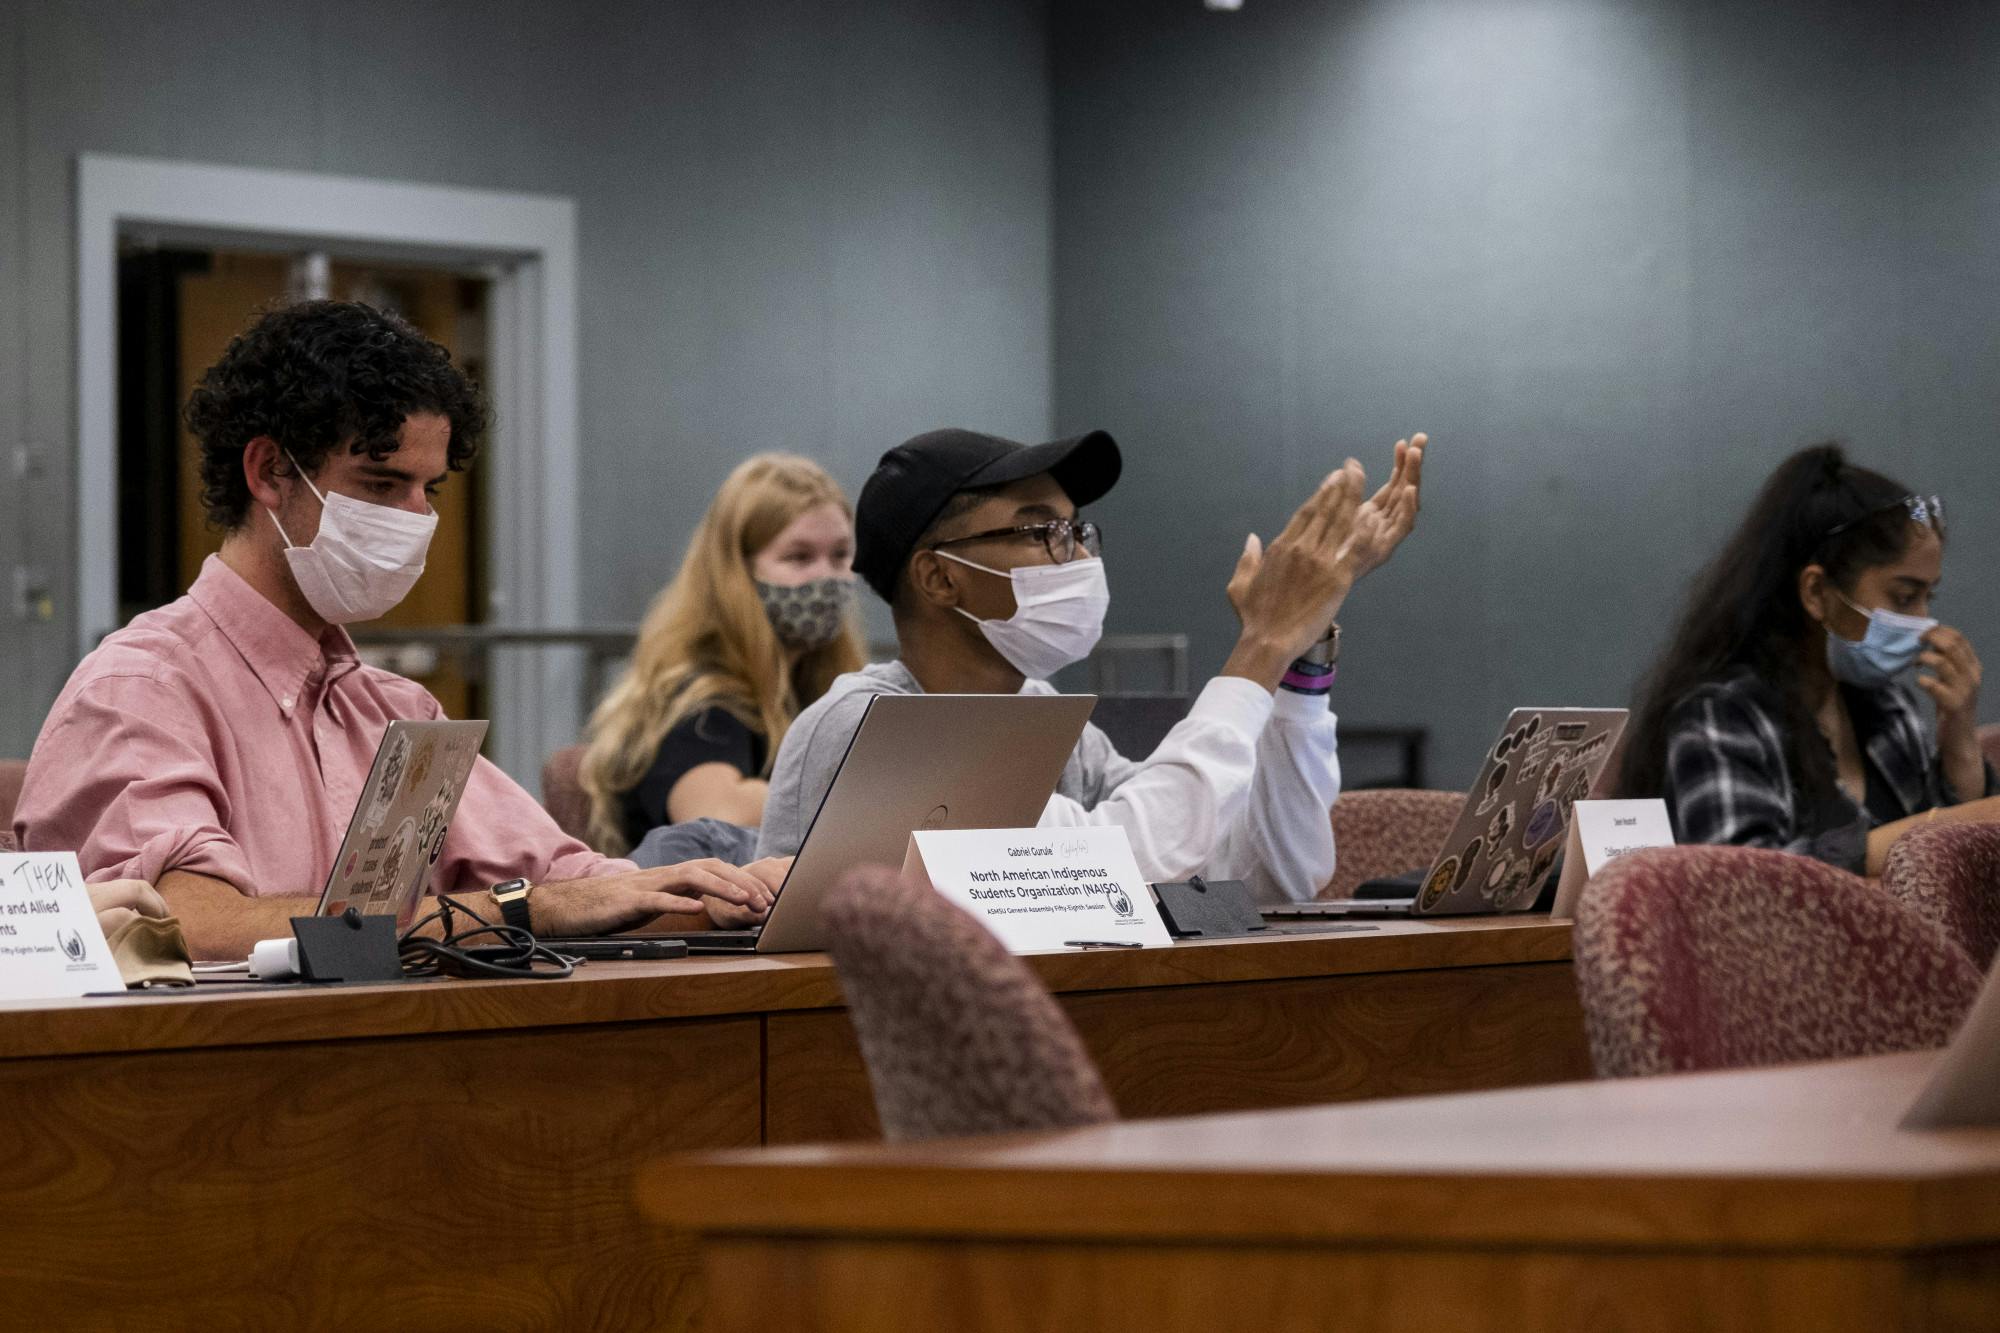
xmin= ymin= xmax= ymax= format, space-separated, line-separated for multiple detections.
xmin=1305 ymin=461 xmax=1363 ymax=545
xmin=1326 ymin=461 xmax=1365 ymax=533
xmin=88 ymin=879 xmax=169 ymax=919
xmin=1230 ymin=533 xmax=1262 ymax=586
xmin=743 ymin=856 xmax=791 ymax=894
xmin=705 ymin=899 xmax=760 ymax=929
xmin=658 ymin=862 xmax=764 ymax=907
xmin=1925 ymin=626 xmax=1966 ymax=661
xmin=1367 ymin=440 xmax=1407 ymax=507
xmin=1275 ymin=474 xmax=1339 ymax=547
xmin=1402 ymin=434 xmax=1426 ymax=503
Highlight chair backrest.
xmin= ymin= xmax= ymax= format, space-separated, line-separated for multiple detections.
xmin=1086 ymin=695 xmax=1192 ymax=761
xmin=0 ymin=759 xmax=27 ymax=835
xmin=1982 ymin=723 xmax=2000 ymax=775
xmin=1882 ymin=820 xmax=2000 ymax=971
xmin=1575 ymin=844 xmax=1981 ymax=1079
xmin=540 ymin=744 xmax=591 ymax=843
xmin=1321 ymin=788 xmax=1466 ymax=899
xmin=822 ymin=864 xmax=1116 ymax=1141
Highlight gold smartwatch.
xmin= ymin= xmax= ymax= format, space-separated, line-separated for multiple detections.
xmin=491 ymin=878 xmax=536 ymax=935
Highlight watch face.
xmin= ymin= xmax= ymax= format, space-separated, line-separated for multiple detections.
xmin=493 ymin=879 xmax=530 ymax=900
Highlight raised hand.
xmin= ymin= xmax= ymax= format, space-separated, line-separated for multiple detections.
xmin=1335 ymin=432 xmax=1427 ymax=583
xmin=1223 ymin=460 xmax=1365 ymax=683
xmin=1918 ymin=624 xmax=1983 ymax=723
xmin=1920 ymin=624 xmax=1987 ymax=802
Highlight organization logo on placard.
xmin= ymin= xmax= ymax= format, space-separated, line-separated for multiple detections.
xmin=56 ymin=928 xmax=86 ymax=963
xmin=1103 ymin=884 xmax=1136 ymax=920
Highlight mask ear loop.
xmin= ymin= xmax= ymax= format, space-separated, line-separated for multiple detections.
xmin=931 ymin=549 xmax=1008 ymax=627
xmin=263 ymin=449 xmax=328 ymax=550
xmin=934 ymin=548 xmax=1008 ymax=579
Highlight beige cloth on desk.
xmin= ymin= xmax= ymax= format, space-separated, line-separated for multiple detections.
xmin=105 ymin=914 xmax=195 ymax=988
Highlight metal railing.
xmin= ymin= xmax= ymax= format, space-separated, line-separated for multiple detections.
xmin=352 ymin=627 xmax=1194 ymax=717
xmin=351 ymin=625 xmax=1424 ymax=786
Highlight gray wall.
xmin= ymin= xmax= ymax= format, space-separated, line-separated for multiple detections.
xmin=0 ymin=0 xmax=1052 ymax=756
xmin=10 ymin=0 xmax=2000 ymax=791
xmin=1054 ymin=0 xmax=2000 ymax=790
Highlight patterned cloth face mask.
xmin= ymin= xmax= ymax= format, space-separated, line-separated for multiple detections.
xmin=757 ymin=575 xmax=857 ymax=650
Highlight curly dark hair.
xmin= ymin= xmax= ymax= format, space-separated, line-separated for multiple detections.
xmin=184 ymin=299 xmax=489 ymax=529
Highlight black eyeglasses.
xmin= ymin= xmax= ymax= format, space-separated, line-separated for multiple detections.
xmin=1825 ymin=494 xmax=1946 ymax=541
xmin=929 ymin=517 xmax=1103 ymax=564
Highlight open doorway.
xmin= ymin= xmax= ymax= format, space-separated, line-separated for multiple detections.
xmin=116 ymin=245 xmax=492 ymax=719
xmin=79 ymin=154 xmax=582 ymax=788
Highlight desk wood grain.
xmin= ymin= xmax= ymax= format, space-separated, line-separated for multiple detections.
xmin=0 ymin=919 xmax=1581 ymax=1330
xmin=767 ymin=960 xmax=1588 ymax=1142
xmin=4 ymin=1016 xmax=760 ymax=1331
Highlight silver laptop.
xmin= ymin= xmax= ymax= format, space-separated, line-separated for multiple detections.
xmin=1270 ymin=707 xmax=1628 ymax=919
xmin=619 ymin=693 xmax=1097 ymax=954
xmin=316 ymin=719 xmax=489 ymax=925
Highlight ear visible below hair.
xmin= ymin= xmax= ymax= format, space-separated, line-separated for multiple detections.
xmin=1797 ymin=563 xmax=1830 ymax=628
xmin=241 ymin=435 xmax=290 ymax=514
xmin=904 ymin=549 xmax=962 ymax=613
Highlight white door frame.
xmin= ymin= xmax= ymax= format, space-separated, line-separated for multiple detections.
xmin=76 ymin=153 xmax=581 ymax=784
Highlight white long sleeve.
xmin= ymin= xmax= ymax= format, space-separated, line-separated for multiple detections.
xmin=1035 ymin=677 xmax=1340 ymax=902
xmin=1208 ymin=687 xmax=1341 ymax=904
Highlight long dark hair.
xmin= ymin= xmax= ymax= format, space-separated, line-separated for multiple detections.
xmin=1615 ymin=443 xmax=1929 ymax=808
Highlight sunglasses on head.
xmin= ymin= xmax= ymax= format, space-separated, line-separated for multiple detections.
xmin=1824 ymin=493 xmax=1945 ymax=541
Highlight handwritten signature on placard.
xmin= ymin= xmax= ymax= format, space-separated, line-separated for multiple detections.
xmin=1055 ymin=836 xmax=1091 ymax=857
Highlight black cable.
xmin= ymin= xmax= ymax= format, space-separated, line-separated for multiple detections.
xmin=398 ymin=893 xmax=576 ymax=980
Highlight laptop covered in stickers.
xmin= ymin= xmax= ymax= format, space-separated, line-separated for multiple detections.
xmin=1268 ymin=707 xmax=1629 ymax=918
xmin=314 ymin=719 xmax=490 ymax=926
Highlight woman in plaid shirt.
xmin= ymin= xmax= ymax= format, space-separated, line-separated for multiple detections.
xmin=1615 ymin=444 xmax=2000 ymax=875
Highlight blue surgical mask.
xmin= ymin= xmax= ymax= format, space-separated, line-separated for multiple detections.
xmin=1824 ymin=590 xmax=1936 ymax=689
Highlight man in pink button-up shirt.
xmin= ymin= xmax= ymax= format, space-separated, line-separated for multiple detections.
xmin=18 ymin=302 xmax=777 ymax=958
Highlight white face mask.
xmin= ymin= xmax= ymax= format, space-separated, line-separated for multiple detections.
xmin=266 ymin=453 xmax=437 ymax=625
xmin=938 ymin=551 xmax=1109 ymax=681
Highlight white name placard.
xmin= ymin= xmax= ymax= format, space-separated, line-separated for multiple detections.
xmin=1550 ymin=799 xmax=1676 ymax=919
xmin=1905 ymin=956 xmax=2000 ymax=1129
xmin=904 ymin=825 xmax=1172 ymax=953
xmin=0 ymin=853 xmax=123 ymax=1000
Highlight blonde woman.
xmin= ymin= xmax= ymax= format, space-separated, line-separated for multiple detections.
xmin=582 ymin=455 xmax=864 ymax=854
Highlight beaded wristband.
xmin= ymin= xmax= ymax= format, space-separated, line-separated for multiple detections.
xmin=1279 ymin=661 xmax=1337 ymax=695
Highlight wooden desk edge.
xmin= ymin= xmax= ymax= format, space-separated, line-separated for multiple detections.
xmin=0 ymin=917 xmax=1575 ymax=1060
xmin=635 ymin=1157 xmax=2000 ymax=1252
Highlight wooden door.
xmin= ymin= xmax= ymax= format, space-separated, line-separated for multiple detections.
xmin=173 ymin=253 xmax=485 ymax=717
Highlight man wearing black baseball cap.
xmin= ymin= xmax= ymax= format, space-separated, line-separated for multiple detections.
xmin=757 ymin=425 xmax=1430 ymax=903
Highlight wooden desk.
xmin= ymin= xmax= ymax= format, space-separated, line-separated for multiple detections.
xmin=0 ymin=918 xmax=1584 ymax=1330
xmin=645 ymin=1052 xmax=2000 ymax=1333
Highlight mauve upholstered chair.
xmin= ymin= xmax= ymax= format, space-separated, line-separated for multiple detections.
xmin=539 ymin=744 xmax=591 ymax=844
xmin=1574 ymin=844 xmax=1980 ymax=1079
xmin=1321 ymin=788 xmax=1465 ymax=899
xmin=822 ymin=864 xmax=1116 ymax=1142
xmin=1882 ymin=819 xmax=2000 ymax=971
xmin=0 ymin=758 xmax=26 ymax=836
